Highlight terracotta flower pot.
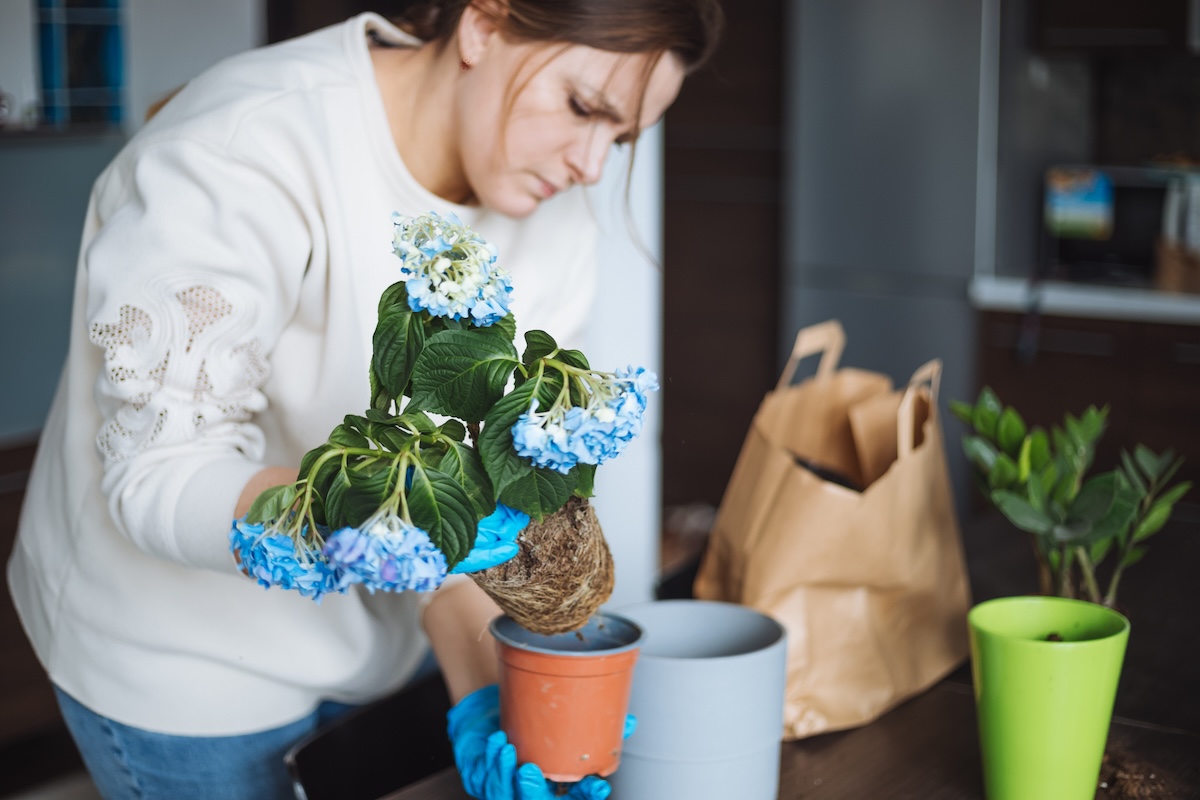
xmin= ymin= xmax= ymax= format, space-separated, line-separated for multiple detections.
xmin=490 ymin=611 xmax=643 ymax=782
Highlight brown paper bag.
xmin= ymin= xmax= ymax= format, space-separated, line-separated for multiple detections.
xmin=694 ymin=320 xmax=971 ymax=740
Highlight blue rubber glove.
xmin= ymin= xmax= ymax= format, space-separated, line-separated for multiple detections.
xmin=447 ymin=684 xmax=633 ymax=800
xmin=449 ymin=505 xmax=529 ymax=575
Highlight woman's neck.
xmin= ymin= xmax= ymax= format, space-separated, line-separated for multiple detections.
xmin=371 ymin=43 xmax=476 ymax=205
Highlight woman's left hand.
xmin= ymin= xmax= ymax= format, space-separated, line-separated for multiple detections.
xmin=448 ymin=505 xmax=529 ymax=574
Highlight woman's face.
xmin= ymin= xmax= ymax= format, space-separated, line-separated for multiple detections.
xmin=456 ymin=39 xmax=685 ymax=218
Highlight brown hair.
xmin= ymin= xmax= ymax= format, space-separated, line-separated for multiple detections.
xmin=394 ymin=0 xmax=723 ymax=75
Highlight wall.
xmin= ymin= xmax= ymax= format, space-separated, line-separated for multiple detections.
xmin=0 ymin=0 xmax=37 ymax=126
xmin=0 ymin=0 xmax=265 ymax=444
xmin=784 ymin=0 xmax=1001 ymax=512
xmin=124 ymin=0 xmax=265 ymax=130
xmin=587 ymin=126 xmax=664 ymax=607
xmin=993 ymin=0 xmax=1093 ymax=279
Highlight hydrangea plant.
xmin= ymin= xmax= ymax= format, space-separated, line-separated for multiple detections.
xmin=953 ymin=387 xmax=1190 ymax=608
xmin=231 ymin=212 xmax=657 ymax=602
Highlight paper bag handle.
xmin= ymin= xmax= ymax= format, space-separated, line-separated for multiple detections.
xmin=898 ymin=358 xmax=942 ymax=456
xmin=776 ymin=320 xmax=846 ymax=390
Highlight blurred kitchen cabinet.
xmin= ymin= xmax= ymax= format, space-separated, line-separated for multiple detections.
xmin=1032 ymin=0 xmax=1193 ymax=54
xmin=0 ymin=440 xmax=60 ymax=747
xmin=1131 ymin=323 xmax=1200 ymax=487
xmin=978 ymin=310 xmax=1200 ymax=490
xmin=0 ymin=439 xmax=87 ymax=800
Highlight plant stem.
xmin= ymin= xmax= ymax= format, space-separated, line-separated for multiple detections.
xmin=1057 ymin=545 xmax=1075 ymax=598
xmin=1032 ymin=539 xmax=1053 ymax=596
xmin=1074 ymin=546 xmax=1102 ymax=604
xmin=1104 ymin=567 xmax=1123 ymax=608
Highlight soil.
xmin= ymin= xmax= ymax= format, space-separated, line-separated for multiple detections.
xmin=1097 ymin=750 xmax=1177 ymax=799
xmin=470 ymin=496 xmax=614 ymax=635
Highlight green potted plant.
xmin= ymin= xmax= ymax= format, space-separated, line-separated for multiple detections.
xmin=951 ymin=388 xmax=1191 ymax=607
xmin=951 ymin=387 xmax=1190 ymax=800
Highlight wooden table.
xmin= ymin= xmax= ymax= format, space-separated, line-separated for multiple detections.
xmin=383 ymin=677 xmax=1198 ymax=799
xmin=379 ymin=511 xmax=1200 ymax=799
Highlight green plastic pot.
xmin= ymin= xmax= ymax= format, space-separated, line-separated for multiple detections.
xmin=968 ymin=596 xmax=1130 ymax=800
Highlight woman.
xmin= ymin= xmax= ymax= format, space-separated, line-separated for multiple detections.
xmin=7 ymin=1 xmax=721 ymax=798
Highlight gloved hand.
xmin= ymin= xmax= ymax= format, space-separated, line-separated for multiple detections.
xmin=449 ymin=505 xmax=529 ymax=574
xmin=447 ymin=684 xmax=634 ymax=800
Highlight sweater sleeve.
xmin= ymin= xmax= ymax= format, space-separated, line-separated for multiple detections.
xmin=84 ymin=137 xmax=311 ymax=573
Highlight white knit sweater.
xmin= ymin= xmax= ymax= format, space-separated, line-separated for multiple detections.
xmin=7 ymin=13 xmax=597 ymax=735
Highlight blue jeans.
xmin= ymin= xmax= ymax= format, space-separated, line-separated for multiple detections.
xmin=54 ymin=686 xmax=358 ymax=800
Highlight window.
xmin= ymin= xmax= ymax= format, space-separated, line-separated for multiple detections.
xmin=37 ymin=0 xmax=123 ymax=128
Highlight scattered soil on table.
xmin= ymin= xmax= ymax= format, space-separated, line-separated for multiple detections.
xmin=471 ymin=496 xmax=613 ymax=635
xmin=1097 ymin=750 xmax=1175 ymax=799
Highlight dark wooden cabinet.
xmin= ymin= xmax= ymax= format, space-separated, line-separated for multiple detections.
xmin=978 ymin=310 xmax=1200 ymax=490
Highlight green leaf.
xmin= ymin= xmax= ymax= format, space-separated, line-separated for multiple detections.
xmin=1027 ymin=428 xmax=1051 ymax=472
xmin=1038 ymin=462 xmax=1060 ymax=503
xmin=478 ymin=373 xmax=562 ymax=498
xmin=1027 ymin=462 xmax=1048 ymax=512
xmin=522 ymin=330 xmax=559 ymax=366
xmin=1047 ymin=548 xmax=1061 ymax=572
xmin=1069 ymin=472 xmax=1121 ymax=524
xmin=1155 ymin=481 xmax=1193 ymax=508
xmin=1051 ymin=427 xmax=1072 ymax=462
xmin=573 ymin=463 xmax=596 ymax=499
xmin=372 ymin=305 xmax=427 ymax=409
xmin=1018 ymin=437 xmax=1033 ymax=483
xmin=498 ymin=467 xmax=578 ymax=521
xmin=434 ymin=440 xmax=496 ymax=519
xmin=474 ymin=313 xmax=517 ymax=347
xmin=1120 ymin=450 xmax=1147 ymax=496
xmin=991 ymin=490 xmax=1054 ymax=536
xmin=1052 ymin=520 xmax=1089 ymax=544
xmin=996 ymin=407 xmax=1027 ymax=458
xmin=328 ymin=423 xmax=369 ymax=449
xmin=323 ymin=468 xmax=354 ymax=530
xmin=478 ymin=380 xmax=539 ymax=497
xmin=246 ymin=484 xmax=297 ymax=524
xmin=1121 ymin=546 xmax=1147 ymax=569
xmin=299 ymin=444 xmax=335 ymax=483
xmin=407 ymin=466 xmax=477 ymax=568
xmin=397 ymin=410 xmax=437 ymax=435
xmin=989 ymin=453 xmax=1019 ymax=491
xmin=1159 ymin=456 xmax=1184 ymax=488
xmin=949 ymin=400 xmax=974 ymax=425
xmin=369 ymin=364 xmax=389 ymax=413
xmin=1089 ymin=536 xmax=1113 ymax=566
xmin=410 ymin=330 xmax=520 ymax=421
xmin=557 ymin=349 xmax=590 ymax=370
xmin=334 ymin=465 xmax=398 ymax=529
xmin=1135 ymin=444 xmax=1160 ymax=481
xmin=438 ymin=419 xmax=468 ymax=443
xmin=972 ymin=388 xmax=1003 ymax=440
xmin=377 ymin=280 xmax=409 ymax=315
xmin=377 ymin=426 xmax=415 ymax=453
xmin=963 ymin=436 xmax=999 ymax=474
xmin=1132 ymin=502 xmax=1170 ymax=543
xmin=1086 ymin=478 xmax=1139 ymax=546
xmin=1080 ymin=405 xmax=1108 ymax=442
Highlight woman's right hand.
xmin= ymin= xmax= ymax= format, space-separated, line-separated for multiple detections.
xmin=447 ymin=685 xmax=612 ymax=800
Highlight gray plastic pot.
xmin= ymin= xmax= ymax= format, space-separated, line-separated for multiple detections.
xmin=608 ymin=600 xmax=787 ymax=799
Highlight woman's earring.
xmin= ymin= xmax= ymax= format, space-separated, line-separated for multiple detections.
xmin=460 ymin=58 xmax=472 ymax=72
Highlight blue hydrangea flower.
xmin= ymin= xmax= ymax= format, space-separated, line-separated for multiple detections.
xmin=323 ymin=512 xmax=448 ymax=593
xmin=391 ymin=211 xmax=512 ymax=326
xmin=510 ymin=367 xmax=659 ymax=474
xmin=229 ymin=518 xmax=341 ymax=603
